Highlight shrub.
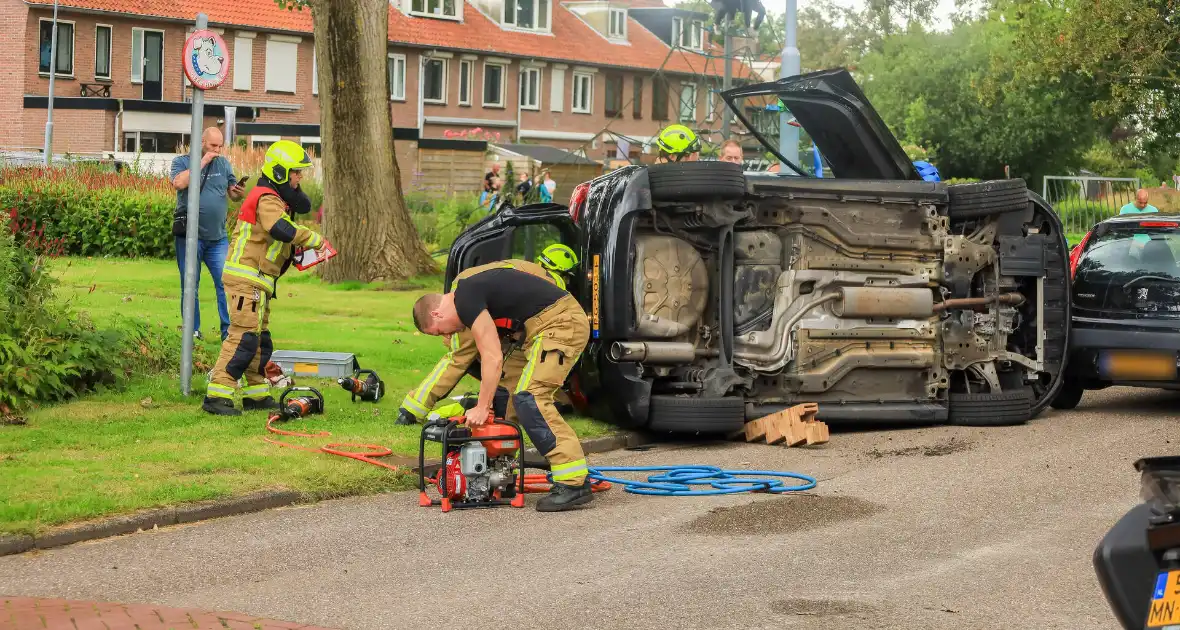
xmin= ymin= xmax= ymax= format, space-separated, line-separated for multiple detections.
xmin=0 ymin=217 xmax=179 ymax=418
xmin=0 ymin=166 xmax=175 ymax=258
xmin=407 ymin=193 xmax=485 ymax=252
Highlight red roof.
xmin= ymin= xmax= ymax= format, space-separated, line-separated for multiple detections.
xmin=23 ymin=0 xmax=751 ymax=77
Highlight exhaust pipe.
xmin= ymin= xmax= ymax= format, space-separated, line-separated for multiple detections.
xmin=609 ymin=342 xmax=701 ymax=364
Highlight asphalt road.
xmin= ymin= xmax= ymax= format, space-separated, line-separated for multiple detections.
xmin=3 ymin=386 xmax=1177 ymax=630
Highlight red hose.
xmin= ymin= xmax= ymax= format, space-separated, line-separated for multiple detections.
xmin=265 ymin=416 xmax=611 ymax=491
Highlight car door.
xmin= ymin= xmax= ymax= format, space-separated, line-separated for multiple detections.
xmin=444 ymin=203 xmax=579 ymax=293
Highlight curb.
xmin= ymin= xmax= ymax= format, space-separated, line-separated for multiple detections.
xmin=0 ymin=432 xmax=641 ymax=557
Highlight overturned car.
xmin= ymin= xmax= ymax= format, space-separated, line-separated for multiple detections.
xmin=446 ymin=69 xmax=1071 ymax=434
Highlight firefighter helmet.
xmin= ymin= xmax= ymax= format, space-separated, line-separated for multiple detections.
xmin=262 ymin=140 xmax=313 ymax=185
xmin=655 ymin=124 xmax=701 ymax=159
xmin=537 ymin=244 xmax=579 ymax=274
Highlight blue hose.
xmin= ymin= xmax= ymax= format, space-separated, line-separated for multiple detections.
xmin=585 ymin=465 xmax=817 ymax=497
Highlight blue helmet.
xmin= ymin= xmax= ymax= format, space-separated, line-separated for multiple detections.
xmin=913 ymin=160 xmax=941 ymax=182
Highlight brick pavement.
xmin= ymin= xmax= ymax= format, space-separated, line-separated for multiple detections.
xmin=0 ymin=596 xmax=338 ymax=630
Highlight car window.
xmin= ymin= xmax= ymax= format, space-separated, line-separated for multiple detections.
xmin=510 ymin=224 xmax=563 ymax=262
xmin=1081 ymin=225 xmax=1180 ymax=280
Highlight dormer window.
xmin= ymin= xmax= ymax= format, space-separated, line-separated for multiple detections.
xmin=411 ymin=0 xmax=459 ymax=20
xmin=505 ymin=0 xmax=551 ymax=31
xmin=672 ymin=16 xmax=703 ymax=50
xmin=608 ymin=8 xmax=627 ymax=39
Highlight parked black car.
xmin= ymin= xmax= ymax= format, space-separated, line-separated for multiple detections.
xmin=1053 ymin=214 xmax=1180 ymax=410
xmin=446 ymin=68 xmax=1071 ymax=434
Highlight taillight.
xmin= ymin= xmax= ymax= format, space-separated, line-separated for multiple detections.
xmin=1069 ymin=230 xmax=1092 ymax=280
xmin=569 ymin=182 xmax=590 ymax=224
xmin=1140 ymin=221 xmax=1179 ymax=228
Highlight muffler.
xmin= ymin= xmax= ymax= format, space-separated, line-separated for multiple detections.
xmin=609 ymin=341 xmax=699 ymax=364
xmin=832 ymin=287 xmax=934 ymax=319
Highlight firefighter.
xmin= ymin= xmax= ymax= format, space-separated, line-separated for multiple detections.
xmin=202 ymin=141 xmax=327 ymax=416
xmin=411 ymin=265 xmax=592 ymax=512
xmin=654 ymin=124 xmax=701 ymax=163
xmin=396 ymin=248 xmax=579 ymax=426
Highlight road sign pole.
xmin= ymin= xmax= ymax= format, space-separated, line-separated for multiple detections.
xmin=779 ymin=0 xmax=800 ymax=167
xmin=43 ymin=0 xmax=59 ymax=165
xmin=178 ymin=12 xmax=231 ymax=396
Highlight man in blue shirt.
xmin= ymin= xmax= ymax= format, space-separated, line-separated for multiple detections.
xmin=171 ymin=127 xmax=244 ymax=341
xmin=1120 ymin=188 xmax=1160 ymax=215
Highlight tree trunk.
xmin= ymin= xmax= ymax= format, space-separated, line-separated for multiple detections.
xmin=310 ymin=0 xmax=437 ymax=283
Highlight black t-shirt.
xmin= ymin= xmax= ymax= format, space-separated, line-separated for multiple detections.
xmin=484 ymin=171 xmax=496 ymax=192
xmin=454 ymin=268 xmax=567 ymax=328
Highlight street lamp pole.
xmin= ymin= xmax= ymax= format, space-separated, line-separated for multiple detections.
xmin=779 ymin=0 xmax=800 ymax=167
xmin=43 ymin=0 xmax=60 ymax=165
xmin=721 ymin=17 xmax=732 ymax=140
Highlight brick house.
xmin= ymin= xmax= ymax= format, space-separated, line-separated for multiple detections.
xmin=2 ymin=0 xmax=756 ymax=180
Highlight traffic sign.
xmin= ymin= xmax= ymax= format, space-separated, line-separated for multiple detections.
xmin=182 ymin=29 xmax=229 ymax=90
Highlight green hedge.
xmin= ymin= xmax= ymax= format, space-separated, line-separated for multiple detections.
xmin=0 ymin=166 xmax=175 ymax=258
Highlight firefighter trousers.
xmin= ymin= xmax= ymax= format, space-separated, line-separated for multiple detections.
xmin=206 ymin=282 xmax=274 ymax=402
xmin=512 ymin=294 xmax=591 ymax=487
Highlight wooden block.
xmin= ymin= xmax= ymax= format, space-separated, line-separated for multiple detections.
xmin=783 ymin=410 xmax=808 ymax=447
xmin=744 ymin=416 xmax=769 ymax=442
xmin=763 ymin=413 xmax=788 ymax=445
xmin=804 ymin=420 xmax=829 ymax=445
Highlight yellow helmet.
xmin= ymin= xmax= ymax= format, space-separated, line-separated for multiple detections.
xmin=537 ymin=243 xmax=579 ymax=273
xmin=261 ymin=140 xmax=312 ymax=185
xmin=655 ymin=124 xmax=701 ymax=159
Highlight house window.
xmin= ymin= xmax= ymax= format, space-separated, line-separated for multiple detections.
xmin=505 ymin=0 xmax=550 ymax=31
xmin=483 ymin=63 xmax=504 ymax=107
xmin=233 ymin=34 xmax=253 ymax=91
xmin=94 ymin=25 xmax=112 ymax=79
xmin=424 ymin=58 xmax=447 ymax=103
xmin=572 ymin=72 xmax=593 ymax=114
xmin=705 ymin=82 xmax=716 ymax=122
xmin=459 ymin=59 xmax=473 ymax=106
xmin=672 ymin=17 xmax=702 ymax=49
xmin=300 ymin=137 xmax=321 ymax=155
xmin=652 ymin=75 xmax=669 ymax=121
xmin=264 ymin=36 xmax=299 ymax=93
xmin=632 ymin=76 xmax=643 ymax=119
xmin=122 ymin=132 xmax=182 ymax=154
xmin=520 ymin=67 xmax=541 ymax=111
xmin=608 ymin=8 xmax=626 ymax=38
xmin=388 ymin=53 xmax=406 ymax=100
xmin=604 ymin=73 xmax=623 ymax=118
xmin=38 ymin=19 xmax=74 ymax=76
xmin=679 ymin=82 xmax=697 ymax=123
xmin=411 ymin=0 xmax=458 ymax=18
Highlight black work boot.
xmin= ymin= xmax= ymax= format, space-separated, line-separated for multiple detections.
xmin=242 ymin=396 xmax=280 ymax=412
xmin=395 ymin=408 xmax=418 ymax=426
xmin=202 ymin=397 xmax=241 ymax=416
xmin=536 ymin=480 xmax=593 ymax=512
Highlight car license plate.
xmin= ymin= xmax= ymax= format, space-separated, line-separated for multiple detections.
xmin=1148 ymin=570 xmax=1180 ymax=628
xmin=1099 ymin=350 xmax=1177 ymax=381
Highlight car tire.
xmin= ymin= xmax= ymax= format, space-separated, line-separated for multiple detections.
xmin=647 ymin=395 xmax=745 ymax=434
xmin=1049 ymin=380 xmax=1084 ymax=410
xmin=947 ymin=389 xmax=1033 ymax=427
xmin=947 ymin=179 xmax=1029 ymax=219
xmin=648 ymin=162 xmax=746 ymax=202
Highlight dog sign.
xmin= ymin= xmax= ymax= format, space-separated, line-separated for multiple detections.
xmin=182 ymin=30 xmax=229 ymax=90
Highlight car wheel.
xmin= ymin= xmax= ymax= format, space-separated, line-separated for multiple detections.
xmin=1049 ymin=380 xmax=1084 ymax=410
xmin=648 ymin=162 xmax=746 ymax=202
xmin=947 ymin=389 xmax=1033 ymax=427
xmin=646 ymin=395 xmax=745 ymax=434
xmin=947 ymin=179 xmax=1029 ymax=219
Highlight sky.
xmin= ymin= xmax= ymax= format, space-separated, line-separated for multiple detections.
xmin=667 ymin=0 xmax=963 ymax=32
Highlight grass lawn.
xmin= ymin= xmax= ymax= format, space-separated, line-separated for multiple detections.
xmin=0 ymin=257 xmax=617 ymax=536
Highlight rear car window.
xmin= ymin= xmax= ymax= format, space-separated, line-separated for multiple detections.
xmin=1080 ymin=224 xmax=1180 ymax=279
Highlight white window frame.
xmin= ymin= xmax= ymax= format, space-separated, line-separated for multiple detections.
xmin=705 ymin=82 xmax=715 ymax=122
xmin=409 ymin=0 xmax=460 ymax=20
xmin=250 ymin=134 xmax=281 ymax=148
xmin=482 ymin=62 xmax=505 ymax=108
xmin=458 ymin=59 xmax=473 ymax=106
xmin=423 ymin=57 xmax=448 ymax=104
xmin=503 ymin=0 xmax=551 ymax=32
xmin=388 ymin=53 xmax=407 ymax=101
xmin=234 ymin=32 xmax=255 ymax=91
xmin=38 ymin=18 xmax=76 ymax=78
xmin=130 ymin=27 xmax=164 ymax=85
xmin=608 ymin=8 xmax=627 ymax=39
xmin=671 ymin=17 xmax=682 ymax=48
xmin=312 ymin=48 xmax=318 ymax=95
xmin=264 ymin=34 xmax=300 ymax=94
xmin=94 ymin=24 xmax=112 ymax=80
xmin=672 ymin=17 xmax=702 ymax=50
xmin=572 ymin=72 xmax=593 ymax=115
xmin=519 ymin=67 xmax=541 ymax=111
xmin=679 ymin=82 xmax=697 ymax=123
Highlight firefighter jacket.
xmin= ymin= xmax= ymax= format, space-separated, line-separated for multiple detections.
xmin=224 ymin=185 xmax=324 ymax=296
xmin=400 ymin=259 xmax=558 ymax=419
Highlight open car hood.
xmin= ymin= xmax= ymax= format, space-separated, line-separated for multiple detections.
xmin=723 ymin=68 xmax=919 ymax=181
